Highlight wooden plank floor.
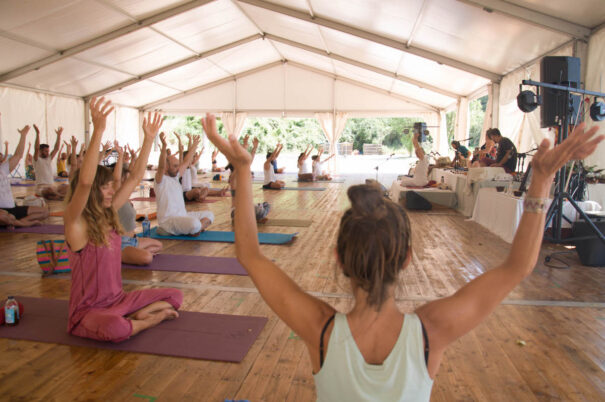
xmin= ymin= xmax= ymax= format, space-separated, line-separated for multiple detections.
xmin=1 ymin=175 xmax=604 ymax=401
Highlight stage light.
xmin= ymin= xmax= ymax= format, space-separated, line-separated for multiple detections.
xmin=517 ymin=86 xmax=541 ymax=113
xmin=590 ymin=97 xmax=605 ymax=121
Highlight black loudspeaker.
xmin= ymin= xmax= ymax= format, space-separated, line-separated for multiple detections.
xmin=405 ymin=191 xmax=432 ymax=211
xmin=572 ymin=218 xmax=605 ymax=267
xmin=540 ymin=56 xmax=581 ymax=128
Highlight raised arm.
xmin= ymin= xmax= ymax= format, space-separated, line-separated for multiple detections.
xmin=416 ymin=123 xmax=603 ymax=372
xmin=155 ymin=132 xmax=168 ymax=184
xmin=2 ymin=141 xmax=7 ymax=162
xmin=178 ymin=135 xmax=200 ymax=177
xmin=68 ymin=137 xmax=78 ymax=180
xmin=8 ymin=126 xmax=30 ymax=172
xmin=114 ymin=112 xmax=162 ymax=209
xmin=50 ymin=127 xmax=62 ymax=160
xmin=202 ymin=114 xmax=334 ymax=349
xmin=323 ymin=153 xmax=335 ymax=163
xmin=112 ymin=141 xmax=124 ymax=191
xmin=64 ymin=98 xmax=113 ymax=245
xmin=33 ymin=124 xmax=40 ymax=161
xmin=413 ymin=132 xmax=425 ymax=160
xmin=175 ymin=132 xmax=184 ymax=164
xmin=250 ymin=137 xmax=259 ymax=159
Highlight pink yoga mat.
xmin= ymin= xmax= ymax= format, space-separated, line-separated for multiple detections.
xmin=130 ymin=197 xmax=218 ymax=203
xmin=0 ymin=297 xmax=267 ymax=362
xmin=123 ymin=254 xmax=248 ymax=275
xmin=0 ymin=224 xmax=64 ymax=234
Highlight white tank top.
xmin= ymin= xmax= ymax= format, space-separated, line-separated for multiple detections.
xmin=413 ymin=156 xmax=429 ymax=182
xmin=263 ymin=163 xmax=277 ymax=185
xmin=33 ymin=156 xmax=54 ymax=186
xmin=298 ymin=160 xmax=310 ymax=175
xmin=313 ymin=161 xmax=322 ymax=177
xmin=314 ymin=313 xmax=433 ymax=402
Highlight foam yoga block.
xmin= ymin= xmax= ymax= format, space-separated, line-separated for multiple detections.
xmin=140 ymin=227 xmax=296 ymax=245
xmin=0 ymin=297 xmax=266 ymax=362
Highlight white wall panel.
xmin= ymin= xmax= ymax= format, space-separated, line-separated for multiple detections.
xmin=207 ymin=39 xmax=279 ymax=75
xmin=236 ymin=65 xmax=284 ymax=110
xmin=106 ymin=80 xmax=179 ymax=108
xmin=46 ymin=95 xmax=85 ymax=143
xmin=285 ymin=65 xmax=333 ymax=110
xmin=335 ymin=81 xmax=431 ymax=113
xmin=153 ymin=81 xmax=236 ymax=113
xmin=152 ymin=59 xmax=229 ymax=91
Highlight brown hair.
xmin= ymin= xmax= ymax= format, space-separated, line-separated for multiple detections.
xmin=337 ymin=184 xmax=412 ymax=309
xmin=67 ymin=166 xmax=122 ymax=246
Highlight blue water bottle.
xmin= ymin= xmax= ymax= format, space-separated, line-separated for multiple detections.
xmin=142 ymin=214 xmax=151 ymax=237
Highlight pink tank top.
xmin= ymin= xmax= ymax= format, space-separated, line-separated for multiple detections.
xmin=68 ymin=231 xmax=123 ymax=331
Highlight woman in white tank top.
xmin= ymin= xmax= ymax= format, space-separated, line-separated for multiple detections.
xmin=263 ymin=144 xmax=285 ymax=189
xmin=202 ymin=114 xmax=603 ymax=401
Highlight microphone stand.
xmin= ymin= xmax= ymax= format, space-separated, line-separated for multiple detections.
xmin=374 ymin=154 xmax=396 ymax=181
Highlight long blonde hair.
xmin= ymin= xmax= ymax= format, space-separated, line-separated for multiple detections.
xmin=67 ymin=166 xmax=122 ymax=246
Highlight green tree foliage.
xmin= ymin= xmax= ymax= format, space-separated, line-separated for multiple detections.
xmin=340 ymin=117 xmax=426 ymax=154
xmin=446 ymin=111 xmax=456 ymax=145
xmin=468 ymin=95 xmax=488 ymax=149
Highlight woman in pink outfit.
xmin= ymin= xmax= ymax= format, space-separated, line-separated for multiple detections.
xmin=64 ymin=98 xmax=182 ymax=343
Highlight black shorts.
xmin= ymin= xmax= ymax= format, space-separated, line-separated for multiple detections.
xmin=2 ymin=206 xmax=29 ymax=220
xmin=230 ymin=189 xmax=236 ymax=197
xmin=262 ymin=183 xmax=273 ymax=189
xmin=183 ymin=191 xmax=191 ymax=201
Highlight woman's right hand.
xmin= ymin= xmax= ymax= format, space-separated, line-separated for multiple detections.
xmin=201 ymin=113 xmax=251 ymax=168
xmin=89 ymin=97 xmax=113 ymax=133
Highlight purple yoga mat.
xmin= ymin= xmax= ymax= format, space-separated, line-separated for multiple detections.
xmin=10 ymin=182 xmax=35 ymax=187
xmin=0 ymin=224 xmax=64 ymax=234
xmin=123 ymin=254 xmax=248 ymax=276
xmin=0 ymin=296 xmax=267 ymax=362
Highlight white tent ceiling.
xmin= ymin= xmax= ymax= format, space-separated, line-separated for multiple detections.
xmin=0 ymin=0 xmax=603 ymax=113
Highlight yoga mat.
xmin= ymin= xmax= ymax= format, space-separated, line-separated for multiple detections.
xmin=261 ymin=219 xmax=312 ymax=227
xmin=130 ymin=197 xmax=218 ymax=204
xmin=141 ymin=227 xmax=296 ymax=245
xmin=49 ymin=211 xmax=157 ymax=220
xmin=50 ymin=211 xmax=64 ymax=217
xmin=294 ymin=179 xmax=345 ymax=183
xmin=123 ymin=254 xmax=248 ymax=275
xmin=0 ymin=297 xmax=266 ymax=362
xmin=0 ymin=224 xmax=64 ymax=234
xmin=10 ymin=182 xmax=35 ymax=187
xmin=263 ymin=187 xmax=326 ymax=191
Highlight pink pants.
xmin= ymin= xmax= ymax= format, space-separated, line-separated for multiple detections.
xmin=70 ymin=288 xmax=182 ymax=343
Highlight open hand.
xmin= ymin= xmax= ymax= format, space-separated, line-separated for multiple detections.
xmin=201 ymin=113 xmax=251 ymax=168
xmin=18 ymin=125 xmax=30 ymax=137
xmin=89 ymin=97 xmax=113 ymax=133
xmin=159 ymin=132 xmax=167 ymax=148
xmin=55 ymin=126 xmax=63 ymax=137
xmin=143 ymin=112 xmax=163 ymax=140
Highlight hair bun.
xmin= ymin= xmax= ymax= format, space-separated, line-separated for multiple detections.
xmin=347 ymin=184 xmax=386 ymax=218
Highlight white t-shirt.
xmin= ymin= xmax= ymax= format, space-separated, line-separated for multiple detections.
xmin=155 ymin=174 xmax=188 ymax=225
xmin=33 ymin=156 xmax=54 ymax=186
xmin=298 ymin=160 xmax=310 ymax=175
xmin=263 ymin=163 xmax=277 ymax=185
xmin=0 ymin=160 xmax=15 ymax=209
xmin=181 ymin=167 xmax=192 ymax=192
xmin=413 ymin=156 xmax=429 ymax=182
xmin=313 ymin=160 xmax=323 ymax=177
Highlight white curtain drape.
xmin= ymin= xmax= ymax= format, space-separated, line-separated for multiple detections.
xmin=220 ymin=112 xmax=248 ymax=136
xmin=315 ymin=112 xmax=349 ymax=172
xmin=584 ymin=27 xmax=605 ymax=169
xmin=454 ymin=98 xmax=469 ymax=157
xmin=437 ymin=110 xmax=449 ymax=156
xmin=479 ymin=84 xmax=494 ymax=145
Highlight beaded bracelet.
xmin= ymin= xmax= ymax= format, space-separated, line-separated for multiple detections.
xmin=523 ymin=197 xmax=549 ymax=214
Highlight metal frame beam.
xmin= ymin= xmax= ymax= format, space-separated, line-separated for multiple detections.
xmin=237 ymin=0 xmax=501 ymax=81
xmin=457 ymin=0 xmax=592 ymax=39
xmin=84 ymin=34 xmax=262 ymax=99
xmin=0 ymin=0 xmax=217 ymax=82
xmin=142 ymin=61 xmax=283 ymax=110
xmin=266 ymin=34 xmax=459 ymax=99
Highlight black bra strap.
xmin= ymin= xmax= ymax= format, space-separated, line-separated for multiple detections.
xmin=319 ymin=314 xmax=335 ymax=368
xmin=420 ymin=318 xmax=430 ymax=366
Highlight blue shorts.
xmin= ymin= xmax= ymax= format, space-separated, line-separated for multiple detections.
xmin=121 ymin=235 xmax=139 ymax=250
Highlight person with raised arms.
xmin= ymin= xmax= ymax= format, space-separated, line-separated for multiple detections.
xmin=0 ymin=125 xmax=49 ymax=226
xmin=263 ymin=143 xmax=285 ymax=189
xmin=311 ymin=146 xmax=335 ymax=181
xmin=297 ymin=144 xmax=314 ymax=182
xmin=202 ymin=112 xmax=602 ymax=401
xmin=155 ymin=131 xmax=214 ymax=236
xmin=400 ymin=131 xmax=429 ymax=187
xmin=33 ymin=124 xmax=68 ymax=200
xmin=64 ymin=99 xmax=182 ymax=343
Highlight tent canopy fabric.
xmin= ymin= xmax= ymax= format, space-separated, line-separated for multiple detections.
xmin=0 ymin=0 xmax=604 ymax=166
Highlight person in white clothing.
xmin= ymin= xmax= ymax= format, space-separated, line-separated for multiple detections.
xmin=263 ymin=143 xmax=285 ymax=189
xmin=33 ymin=124 xmax=68 ymax=200
xmin=297 ymin=144 xmax=314 ymax=182
xmin=0 ymin=125 xmax=49 ymax=226
xmin=181 ymin=148 xmax=227 ymax=202
xmin=400 ymin=131 xmax=429 ymax=187
xmin=155 ymin=133 xmax=214 ymax=236
xmin=311 ymin=146 xmax=335 ymax=181
xmin=203 ymin=111 xmax=604 ymax=401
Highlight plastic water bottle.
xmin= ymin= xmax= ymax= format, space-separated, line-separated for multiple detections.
xmin=4 ymin=296 xmax=20 ymax=326
xmin=142 ymin=215 xmax=151 ymax=237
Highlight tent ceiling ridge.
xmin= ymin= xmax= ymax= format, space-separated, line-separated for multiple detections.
xmin=265 ymin=33 xmax=459 ymax=99
xmin=237 ymin=0 xmax=501 ymax=81
xmin=0 ymin=0 xmax=218 ymax=83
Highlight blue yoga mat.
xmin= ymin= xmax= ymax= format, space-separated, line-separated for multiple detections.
xmin=140 ymin=227 xmax=296 ymax=245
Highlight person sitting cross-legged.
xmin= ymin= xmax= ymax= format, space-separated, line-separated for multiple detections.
xmin=33 ymin=124 xmax=68 ymax=200
xmin=0 ymin=125 xmax=49 ymax=226
xmin=155 ymin=133 xmax=214 ymax=236
xmin=263 ymin=143 xmax=285 ymax=189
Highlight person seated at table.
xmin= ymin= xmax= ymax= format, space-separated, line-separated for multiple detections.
xmin=111 ymin=114 xmax=164 ymax=266
xmin=451 ymin=141 xmax=469 ymax=168
xmin=0 ymin=125 xmax=49 ymax=226
xmin=298 ymin=144 xmax=314 ymax=182
xmin=480 ymin=128 xmax=518 ymax=174
xmin=312 ymin=147 xmax=335 ymax=181
xmin=155 ymin=133 xmax=214 ymax=236
xmin=400 ymin=131 xmax=429 ymax=187
xmin=263 ymin=144 xmax=285 ymax=189
xmin=33 ymin=125 xmax=68 ymax=200
xmin=471 ymin=134 xmax=497 ymax=166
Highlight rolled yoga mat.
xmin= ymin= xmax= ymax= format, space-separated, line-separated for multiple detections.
xmin=130 ymin=197 xmax=218 ymax=203
xmin=261 ymin=219 xmax=312 ymax=227
xmin=123 ymin=254 xmax=248 ymax=275
xmin=141 ymin=227 xmax=296 ymax=245
xmin=0 ymin=224 xmax=64 ymax=234
xmin=0 ymin=296 xmax=267 ymax=362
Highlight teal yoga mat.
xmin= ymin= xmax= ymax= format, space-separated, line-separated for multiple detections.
xmin=140 ymin=227 xmax=296 ymax=244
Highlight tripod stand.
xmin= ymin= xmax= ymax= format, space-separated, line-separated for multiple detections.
xmin=374 ymin=153 xmax=396 ymax=181
xmin=522 ymin=80 xmax=605 ymax=246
